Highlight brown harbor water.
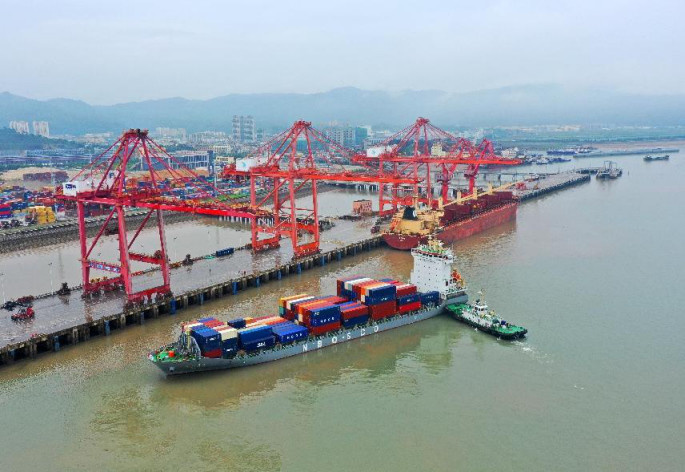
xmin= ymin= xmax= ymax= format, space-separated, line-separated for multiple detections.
xmin=1 ymin=147 xmax=684 ymax=471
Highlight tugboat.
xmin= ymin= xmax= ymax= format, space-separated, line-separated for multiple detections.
xmin=11 ymin=306 xmax=35 ymax=321
xmin=446 ymin=291 xmax=527 ymax=340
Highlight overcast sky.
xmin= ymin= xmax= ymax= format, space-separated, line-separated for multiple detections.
xmin=1 ymin=0 xmax=683 ymax=104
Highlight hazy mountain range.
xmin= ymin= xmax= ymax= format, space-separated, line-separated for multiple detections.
xmin=1 ymin=85 xmax=684 ymax=135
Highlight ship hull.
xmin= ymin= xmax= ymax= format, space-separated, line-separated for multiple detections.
xmin=382 ymin=233 xmax=427 ymax=250
xmin=437 ymin=202 xmax=517 ymax=244
xmin=151 ymin=292 xmax=468 ymax=375
xmin=383 ymin=202 xmax=517 ymax=251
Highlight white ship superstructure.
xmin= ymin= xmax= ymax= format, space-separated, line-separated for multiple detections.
xmin=410 ymin=238 xmax=465 ymax=300
xmin=459 ymin=297 xmax=495 ymax=329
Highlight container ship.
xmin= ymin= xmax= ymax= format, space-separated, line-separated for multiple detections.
xmin=149 ymin=239 xmax=468 ymax=375
xmin=382 ymin=187 xmax=517 ymax=251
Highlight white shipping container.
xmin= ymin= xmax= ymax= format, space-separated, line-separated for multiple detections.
xmin=286 ymin=296 xmax=315 ymax=310
xmin=216 ymin=327 xmax=238 ymax=340
xmin=344 ymin=277 xmax=373 ymax=291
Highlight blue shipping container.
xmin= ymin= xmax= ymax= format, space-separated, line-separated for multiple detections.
xmin=242 ymin=335 xmax=275 ymax=352
xmin=398 ymin=294 xmax=421 ymax=305
xmin=227 ymin=318 xmax=246 ymax=329
xmin=221 ymin=338 xmax=238 ymax=358
xmin=238 ymin=325 xmax=273 ymax=344
xmin=191 ymin=328 xmax=221 ymax=351
xmin=272 ymin=324 xmax=309 ymax=344
xmin=342 ymin=314 xmax=370 ymax=328
xmin=310 ymin=312 xmax=340 ymax=327
xmin=420 ymin=291 xmax=440 ymax=304
xmin=363 ymin=294 xmax=397 ymax=306
xmin=309 ymin=305 xmax=341 ymax=318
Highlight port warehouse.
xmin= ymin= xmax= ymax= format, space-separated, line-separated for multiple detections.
xmin=0 ymin=170 xmax=590 ymax=367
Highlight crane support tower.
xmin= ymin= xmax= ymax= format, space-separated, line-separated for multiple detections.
xmin=58 ymin=129 xmax=262 ymax=303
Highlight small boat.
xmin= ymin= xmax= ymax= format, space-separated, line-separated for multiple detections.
xmin=11 ymin=306 xmax=35 ymax=321
xmin=644 ymin=155 xmax=669 ymax=162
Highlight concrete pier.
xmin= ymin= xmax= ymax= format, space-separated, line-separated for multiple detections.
xmin=516 ymin=171 xmax=590 ymax=201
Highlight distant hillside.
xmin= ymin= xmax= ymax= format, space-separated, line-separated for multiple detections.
xmin=2 ymin=85 xmax=685 ymax=135
xmin=0 ymin=128 xmax=79 ymax=151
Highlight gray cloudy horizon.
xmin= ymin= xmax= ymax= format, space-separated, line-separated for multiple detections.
xmin=1 ymin=0 xmax=683 ymax=105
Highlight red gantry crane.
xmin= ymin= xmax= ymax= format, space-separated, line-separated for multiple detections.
xmin=352 ymin=118 xmax=522 ymax=214
xmin=222 ymin=120 xmax=416 ymax=258
xmin=58 ymin=129 xmax=267 ymax=303
xmin=60 ymin=120 xmax=517 ymax=302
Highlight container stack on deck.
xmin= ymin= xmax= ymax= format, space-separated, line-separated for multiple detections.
xmin=180 ymin=276 xmax=442 ymax=359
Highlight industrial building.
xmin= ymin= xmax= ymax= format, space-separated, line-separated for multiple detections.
xmin=232 ymin=115 xmax=256 ymax=142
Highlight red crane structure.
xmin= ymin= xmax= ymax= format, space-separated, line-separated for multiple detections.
xmin=58 ymin=120 xmax=517 ymax=302
xmin=352 ymin=117 xmax=522 ymax=214
xmin=58 ymin=129 xmax=265 ymax=303
xmin=222 ymin=120 xmax=416 ymax=258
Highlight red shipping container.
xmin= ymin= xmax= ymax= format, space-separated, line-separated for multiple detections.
xmin=309 ymin=321 xmax=341 ymax=336
xmin=398 ymin=301 xmax=422 ymax=313
xmin=352 ymin=280 xmax=380 ymax=298
xmin=327 ymin=296 xmax=349 ymax=305
xmin=369 ymin=301 xmax=397 ymax=320
xmin=265 ymin=318 xmax=288 ymax=326
xmin=298 ymin=300 xmax=330 ymax=317
xmin=297 ymin=296 xmax=343 ymax=318
xmin=395 ymin=284 xmax=417 ymax=297
xmin=203 ymin=320 xmax=225 ymax=328
xmin=341 ymin=306 xmax=369 ymax=320
xmin=202 ymin=348 xmax=222 ymax=358
xmin=284 ymin=310 xmax=296 ymax=321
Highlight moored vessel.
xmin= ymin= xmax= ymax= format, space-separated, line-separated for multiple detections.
xmin=596 ymin=161 xmax=623 ymax=179
xmin=149 ymin=239 xmax=468 ymax=375
xmin=382 ymin=186 xmax=518 ymax=251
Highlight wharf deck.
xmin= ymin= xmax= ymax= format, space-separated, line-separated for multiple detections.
xmin=0 ymin=236 xmax=385 ymax=366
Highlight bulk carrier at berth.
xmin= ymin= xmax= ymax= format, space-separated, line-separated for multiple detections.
xmin=149 ymin=239 xmax=468 ymax=375
xmin=383 ymin=186 xmax=517 ymax=251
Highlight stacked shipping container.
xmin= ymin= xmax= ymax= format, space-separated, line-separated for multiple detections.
xmin=180 ymin=277 xmax=437 ymax=358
